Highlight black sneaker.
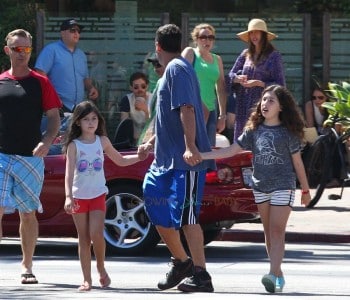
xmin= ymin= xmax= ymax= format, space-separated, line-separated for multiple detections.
xmin=177 ymin=267 xmax=214 ymax=293
xmin=157 ymin=257 xmax=194 ymax=290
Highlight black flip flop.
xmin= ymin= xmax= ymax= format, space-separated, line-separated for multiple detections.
xmin=21 ymin=273 xmax=38 ymax=284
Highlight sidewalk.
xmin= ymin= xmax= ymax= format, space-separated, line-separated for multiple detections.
xmin=218 ymin=187 xmax=350 ymax=244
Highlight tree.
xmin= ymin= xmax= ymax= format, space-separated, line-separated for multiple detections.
xmin=294 ymin=0 xmax=350 ymax=14
xmin=0 ymin=0 xmax=38 ymax=71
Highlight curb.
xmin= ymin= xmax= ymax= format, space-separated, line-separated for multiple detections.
xmin=217 ymin=229 xmax=350 ymax=244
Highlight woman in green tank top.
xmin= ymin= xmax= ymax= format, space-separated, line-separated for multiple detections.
xmin=182 ymin=23 xmax=227 ymax=146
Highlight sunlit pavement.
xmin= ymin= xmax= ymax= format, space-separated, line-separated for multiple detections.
xmin=219 ymin=187 xmax=350 ymax=243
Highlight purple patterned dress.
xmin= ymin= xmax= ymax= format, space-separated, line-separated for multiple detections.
xmin=228 ymin=49 xmax=285 ymax=142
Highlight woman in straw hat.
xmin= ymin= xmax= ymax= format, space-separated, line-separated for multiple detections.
xmin=182 ymin=23 xmax=227 ymax=146
xmin=228 ymin=18 xmax=285 ymax=142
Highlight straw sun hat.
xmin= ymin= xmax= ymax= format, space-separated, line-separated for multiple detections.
xmin=237 ymin=18 xmax=277 ymax=43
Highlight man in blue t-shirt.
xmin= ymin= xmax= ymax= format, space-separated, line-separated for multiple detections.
xmin=35 ymin=19 xmax=98 ymax=113
xmin=141 ymin=24 xmax=215 ymax=293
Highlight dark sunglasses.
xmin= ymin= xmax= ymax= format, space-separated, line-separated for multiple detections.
xmin=133 ymin=84 xmax=147 ymax=90
xmin=312 ymin=95 xmax=325 ymax=100
xmin=69 ymin=28 xmax=81 ymax=34
xmin=198 ymin=35 xmax=215 ymax=41
xmin=10 ymin=46 xmax=32 ymax=53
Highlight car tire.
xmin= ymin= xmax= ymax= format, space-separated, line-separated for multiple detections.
xmin=104 ymin=183 xmax=160 ymax=255
xmin=180 ymin=225 xmax=222 ymax=252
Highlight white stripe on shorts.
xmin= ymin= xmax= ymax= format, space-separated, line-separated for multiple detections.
xmin=253 ymin=190 xmax=295 ymax=207
xmin=188 ymin=171 xmax=196 ymax=224
xmin=181 ymin=170 xmax=199 ymax=226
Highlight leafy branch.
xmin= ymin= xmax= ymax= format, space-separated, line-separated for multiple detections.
xmin=323 ymin=81 xmax=350 ymax=128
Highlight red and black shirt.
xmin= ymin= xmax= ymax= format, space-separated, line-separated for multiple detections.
xmin=0 ymin=70 xmax=62 ymax=156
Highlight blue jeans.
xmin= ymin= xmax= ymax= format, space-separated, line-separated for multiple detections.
xmin=41 ymin=114 xmax=71 ymax=155
xmin=41 ymin=114 xmax=71 ymax=134
xmin=206 ymin=109 xmax=217 ymax=147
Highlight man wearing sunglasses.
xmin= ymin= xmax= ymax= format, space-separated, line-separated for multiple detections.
xmin=35 ymin=19 xmax=98 ymax=134
xmin=137 ymin=56 xmax=165 ymax=145
xmin=0 ymin=29 xmax=61 ymax=284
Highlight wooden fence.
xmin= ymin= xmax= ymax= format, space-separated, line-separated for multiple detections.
xmin=35 ymin=10 xmax=350 ymax=135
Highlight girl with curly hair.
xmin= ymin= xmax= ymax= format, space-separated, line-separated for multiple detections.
xmin=199 ymin=85 xmax=311 ymax=294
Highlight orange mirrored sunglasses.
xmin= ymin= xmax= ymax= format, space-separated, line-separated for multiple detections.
xmin=10 ymin=46 xmax=33 ymax=53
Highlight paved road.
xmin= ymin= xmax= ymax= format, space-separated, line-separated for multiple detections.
xmin=1 ymin=240 xmax=349 ymax=299
xmin=1 ymin=187 xmax=349 ymax=299
xmin=219 ymin=187 xmax=350 ymax=243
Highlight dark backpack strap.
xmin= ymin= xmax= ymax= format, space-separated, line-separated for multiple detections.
xmin=192 ymin=50 xmax=196 ymax=66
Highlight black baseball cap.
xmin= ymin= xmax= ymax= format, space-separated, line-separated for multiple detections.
xmin=147 ymin=53 xmax=162 ymax=68
xmin=146 ymin=52 xmax=158 ymax=63
xmin=147 ymin=54 xmax=162 ymax=69
xmin=60 ymin=19 xmax=84 ymax=31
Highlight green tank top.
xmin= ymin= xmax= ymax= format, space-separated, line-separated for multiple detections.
xmin=193 ymin=48 xmax=220 ymax=111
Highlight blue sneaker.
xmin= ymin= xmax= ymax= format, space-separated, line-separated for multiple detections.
xmin=261 ymin=274 xmax=276 ymax=293
xmin=275 ymin=276 xmax=285 ymax=292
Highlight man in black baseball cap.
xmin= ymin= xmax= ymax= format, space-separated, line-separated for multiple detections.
xmin=35 ymin=17 xmax=98 ymax=148
xmin=60 ymin=18 xmax=84 ymax=32
xmin=147 ymin=53 xmax=161 ymax=68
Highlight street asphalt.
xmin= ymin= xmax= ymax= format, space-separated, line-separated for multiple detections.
xmin=219 ymin=187 xmax=350 ymax=244
xmin=1 ymin=188 xmax=349 ymax=299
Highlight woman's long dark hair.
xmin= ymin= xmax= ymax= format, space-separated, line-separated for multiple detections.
xmin=62 ymin=100 xmax=107 ymax=153
xmin=246 ymin=32 xmax=275 ymax=65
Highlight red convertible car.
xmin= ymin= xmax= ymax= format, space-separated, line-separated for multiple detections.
xmin=3 ymin=149 xmax=258 ymax=255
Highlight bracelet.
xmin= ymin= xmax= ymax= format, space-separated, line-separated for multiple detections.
xmin=301 ymin=190 xmax=310 ymax=195
xmin=218 ymin=115 xmax=226 ymax=120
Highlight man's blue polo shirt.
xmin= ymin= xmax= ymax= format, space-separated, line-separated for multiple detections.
xmin=35 ymin=39 xmax=89 ymax=111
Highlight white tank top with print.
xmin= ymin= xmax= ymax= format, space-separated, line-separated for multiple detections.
xmin=72 ymin=135 xmax=108 ymax=199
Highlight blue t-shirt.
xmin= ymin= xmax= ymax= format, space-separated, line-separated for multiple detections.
xmin=35 ymin=40 xmax=89 ymax=111
xmin=237 ymin=124 xmax=301 ymax=193
xmin=152 ymin=57 xmax=215 ymax=172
